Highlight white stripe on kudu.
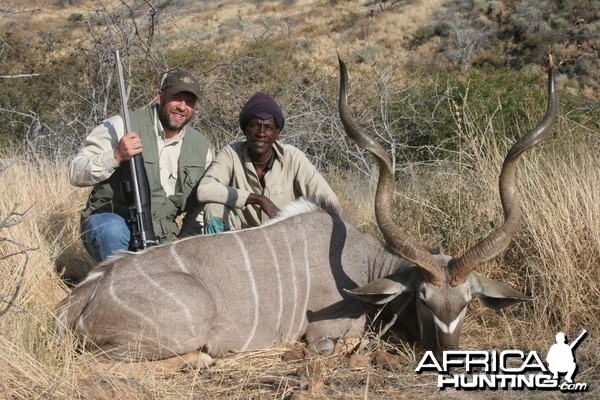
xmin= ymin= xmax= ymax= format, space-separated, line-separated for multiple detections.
xmin=296 ymin=224 xmax=311 ymax=340
xmin=135 ymin=262 xmax=197 ymax=338
xmin=170 ymin=242 xmax=191 ymax=274
xmin=279 ymin=224 xmax=299 ymax=340
xmin=79 ymin=270 xmax=104 ymax=285
xmin=108 ymin=272 xmax=159 ymax=333
xmin=261 ymin=230 xmax=285 ymax=341
xmin=233 ymin=233 xmax=260 ymax=351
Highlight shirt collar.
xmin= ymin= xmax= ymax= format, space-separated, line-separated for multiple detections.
xmin=271 ymin=140 xmax=284 ymax=160
xmin=263 ymin=141 xmax=286 ymax=171
xmin=242 ymin=140 xmax=284 ymax=171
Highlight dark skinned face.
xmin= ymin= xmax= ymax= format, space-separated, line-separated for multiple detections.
xmin=244 ymin=117 xmax=281 ymax=160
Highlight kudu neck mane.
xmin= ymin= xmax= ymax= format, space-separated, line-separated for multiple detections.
xmin=266 ymin=197 xmax=341 ymax=225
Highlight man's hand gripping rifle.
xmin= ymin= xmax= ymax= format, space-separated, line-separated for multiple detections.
xmin=115 ymin=50 xmax=158 ymax=250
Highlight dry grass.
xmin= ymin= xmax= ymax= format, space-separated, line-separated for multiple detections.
xmin=0 ymin=2 xmax=598 ymax=397
xmin=7 ymin=0 xmax=446 ymax=79
xmin=167 ymin=0 xmax=447 ymax=59
xmin=1 ymin=105 xmax=599 ymax=398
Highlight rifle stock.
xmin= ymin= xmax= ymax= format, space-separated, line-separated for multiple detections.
xmin=115 ymin=50 xmax=157 ymax=250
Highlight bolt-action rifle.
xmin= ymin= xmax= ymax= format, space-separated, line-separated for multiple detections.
xmin=115 ymin=50 xmax=157 ymax=250
xmin=569 ymin=330 xmax=588 ymax=350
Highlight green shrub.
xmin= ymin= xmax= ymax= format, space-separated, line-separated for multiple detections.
xmin=67 ymin=13 xmax=84 ymax=23
xmin=408 ymin=22 xmax=450 ymax=49
xmin=384 ymin=67 xmax=550 ymax=163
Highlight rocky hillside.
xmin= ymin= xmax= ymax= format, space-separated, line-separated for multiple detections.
xmin=4 ymin=0 xmax=598 ymax=82
xmin=1 ymin=0 xmax=598 ymax=156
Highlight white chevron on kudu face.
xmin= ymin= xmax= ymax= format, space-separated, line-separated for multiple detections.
xmin=433 ymin=309 xmax=465 ymax=335
xmin=56 ymin=54 xmax=555 ymax=363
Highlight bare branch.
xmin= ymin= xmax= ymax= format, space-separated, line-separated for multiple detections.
xmin=0 ymin=73 xmax=39 ymax=79
xmin=0 ymin=203 xmax=33 ymax=318
xmin=0 ymin=248 xmax=28 ymax=318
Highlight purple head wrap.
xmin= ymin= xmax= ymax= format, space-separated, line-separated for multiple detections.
xmin=239 ymin=92 xmax=285 ymax=131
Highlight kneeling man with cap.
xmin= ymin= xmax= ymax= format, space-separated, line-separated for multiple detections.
xmin=70 ymin=69 xmax=213 ymax=262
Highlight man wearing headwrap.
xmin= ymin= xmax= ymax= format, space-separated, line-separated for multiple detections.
xmin=197 ymin=92 xmax=341 ymax=233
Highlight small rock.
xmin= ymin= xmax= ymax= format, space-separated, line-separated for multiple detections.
xmin=371 ymin=351 xmax=404 ymax=371
xmin=348 ymin=354 xmax=371 ymax=370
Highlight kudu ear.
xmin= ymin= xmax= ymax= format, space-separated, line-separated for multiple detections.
xmin=468 ymin=271 xmax=533 ymax=309
xmin=344 ymin=270 xmax=420 ymax=305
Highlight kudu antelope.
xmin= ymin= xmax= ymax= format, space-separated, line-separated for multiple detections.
xmin=57 ymin=54 xmax=557 ymax=367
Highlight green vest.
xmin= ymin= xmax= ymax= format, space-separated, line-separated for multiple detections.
xmin=81 ymin=106 xmax=210 ymax=243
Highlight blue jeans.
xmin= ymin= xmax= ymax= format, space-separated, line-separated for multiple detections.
xmin=82 ymin=213 xmax=131 ymax=262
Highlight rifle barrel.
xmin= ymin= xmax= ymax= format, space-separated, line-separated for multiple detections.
xmin=569 ymin=329 xmax=588 ymax=350
xmin=115 ymin=50 xmax=151 ymax=248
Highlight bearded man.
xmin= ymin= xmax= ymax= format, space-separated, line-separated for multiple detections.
xmin=70 ymin=69 xmax=212 ymax=262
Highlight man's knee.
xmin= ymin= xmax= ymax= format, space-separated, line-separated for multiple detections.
xmin=204 ymin=217 xmax=230 ymax=234
xmin=82 ymin=213 xmax=130 ymax=261
xmin=203 ymin=203 xmax=241 ymax=233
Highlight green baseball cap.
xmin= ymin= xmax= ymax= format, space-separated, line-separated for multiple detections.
xmin=160 ymin=69 xmax=201 ymax=99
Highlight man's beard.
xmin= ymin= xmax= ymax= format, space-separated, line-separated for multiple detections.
xmin=157 ymin=103 xmax=192 ymax=131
